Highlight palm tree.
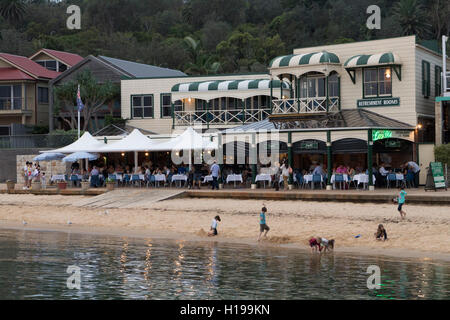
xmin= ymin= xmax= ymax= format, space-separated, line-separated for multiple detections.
xmin=0 ymin=0 xmax=27 ymax=23
xmin=392 ymin=0 xmax=430 ymax=37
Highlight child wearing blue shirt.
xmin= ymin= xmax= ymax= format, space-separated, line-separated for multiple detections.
xmin=258 ymin=207 xmax=270 ymax=241
xmin=397 ymin=187 xmax=407 ymax=219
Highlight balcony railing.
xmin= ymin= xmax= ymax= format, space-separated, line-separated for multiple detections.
xmin=0 ymin=97 xmax=33 ymax=111
xmin=174 ymin=108 xmax=271 ymax=126
xmin=0 ymin=134 xmax=78 ymax=149
xmin=272 ymin=97 xmax=340 ymax=114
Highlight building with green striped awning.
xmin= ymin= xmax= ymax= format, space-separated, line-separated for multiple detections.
xmin=344 ymin=52 xmax=401 ymax=68
xmin=171 ymin=79 xmax=289 ymax=93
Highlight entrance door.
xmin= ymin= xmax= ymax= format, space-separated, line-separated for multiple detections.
xmin=418 ymin=143 xmax=435 ymax=185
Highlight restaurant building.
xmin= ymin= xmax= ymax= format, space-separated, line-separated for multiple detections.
xmin=120 ymin=35 xmax=449 ymax=188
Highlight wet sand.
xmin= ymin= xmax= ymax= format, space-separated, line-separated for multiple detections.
xmin=0 ymin=194 xmax=449 ymax=261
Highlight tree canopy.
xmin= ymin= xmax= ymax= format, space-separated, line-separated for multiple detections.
xmin=0 ymin=0 xmax=449 ymax=75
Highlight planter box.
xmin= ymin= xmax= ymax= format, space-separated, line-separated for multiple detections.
xmin=81 ymin=181 xmax=90 ymax=191
xmin=106 ymin=182 xmax=115 ymax=191
xmin=31 ymin=181 xmax=41 ymax=191
xmin=6 ymin=181 xmax=15 ymax=193
xmin=57 ymin=182 xmax=67 ymax=190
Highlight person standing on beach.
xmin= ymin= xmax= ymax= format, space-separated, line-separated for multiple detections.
xmin=281 ymin=160 xmax=290 ymax=190
xmin=23 ymin=161 xmax=29 ymax=190
xmin=397 ymin=186 xmax=407 ymax=219
xmin=210 ymin=161 xmax=220 ymax=190
xmin=208 ymin=215 xmax=221 ymax=236
xmin=258 ymin=207 xmax=270 ymax=241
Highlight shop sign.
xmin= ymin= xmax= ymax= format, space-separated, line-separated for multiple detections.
xmin=430 ymin=162 xmax=446 ymax=189
xmin=357 ymin=97 xmax=400 ymax=107
xmin=385 ymin=140 xmax=401 ymax=148
xmin=372 ymin=130 xmax=413 ymax=141
xmin=300 ymin=141 xmax=318 ymax=150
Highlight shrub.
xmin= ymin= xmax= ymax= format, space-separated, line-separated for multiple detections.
xmin=434 ymin=144 xmax=450 ymax=167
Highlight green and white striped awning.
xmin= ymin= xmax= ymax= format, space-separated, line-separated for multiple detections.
xmin=269 ymin=51 xmax=340 ymax=68
xmin=171 ymin=79 xmax=289 ymax=92
xmin=344 ymin=52 xmax=401 ymax=68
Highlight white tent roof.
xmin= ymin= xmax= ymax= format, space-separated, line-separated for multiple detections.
xmin=150 ymin=127 xmax=216 ymax=151
xmin=98 ymin=129 xmax=157 ymax=152
xmin=43 ymin=132 xmax=107 ymax=153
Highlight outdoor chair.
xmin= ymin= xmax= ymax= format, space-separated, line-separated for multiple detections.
xmin=108 ymin=174 xmax=117 ymax=186
xmin=147 ymin=175 xmax=156 ymax=187
xmin=312 ymin=174 xmax=324 ymax=189
xmin=386 ymin=173 xmax=397 ymax=188
xmin=69 ymin=175 xmax=80 ymax=187
xmin=405 ymin=173 xmax=415 ymax=188
xmin=90 ymin=175 xmax=99 ymax=188
xmin=123 ymin=174 xmax=130 ymax=187
xmin=335 ymin=174 xmax=345 ymax=190
xmin=131 ymin=174 xmax=141 ymax=187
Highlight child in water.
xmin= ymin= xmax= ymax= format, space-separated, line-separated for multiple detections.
xmin=319 ymin=237 xmax=335 ymax=252
xmin=309 ymin=237 xmax=322 ymax=253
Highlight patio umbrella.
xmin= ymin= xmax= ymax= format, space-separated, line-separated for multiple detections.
xmin=62 ymin=152 xmax=99 ymax=162
xmin=33 ymin=152 xmax=66 ymax=161
xmin=33 ymin=152 xmax=67 ymax=178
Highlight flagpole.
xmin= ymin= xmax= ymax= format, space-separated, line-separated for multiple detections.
xmin=77 ymin=84 xmax=80 ymax=139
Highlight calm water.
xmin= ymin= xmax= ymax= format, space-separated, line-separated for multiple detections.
xmin=0 ymin=228 xmax=448 ymax=300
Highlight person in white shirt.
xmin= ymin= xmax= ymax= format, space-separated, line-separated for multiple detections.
xmin=280 ymin=160 xmax=290 ymax=190
xmin=23 ymin=161 xmax=29 ymax=190
xmin=405 ymin=161 xmax=420 ymax=188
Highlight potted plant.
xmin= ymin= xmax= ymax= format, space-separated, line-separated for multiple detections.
xmin=57 ymin=180 xmax=67 ymax=190
xmin=106 ymin=178 xmax=115 ymax=191
xmin=6 ymin=180 xmax=15 ymax=193
xmin=81 ymin=178 xmax=90 ymax=191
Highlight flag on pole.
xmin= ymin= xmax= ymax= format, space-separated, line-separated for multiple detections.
xmin=77 ymin=84 xmax=84 ymax=112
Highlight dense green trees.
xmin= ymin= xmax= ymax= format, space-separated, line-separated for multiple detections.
xmin=0 ymin=0 xmax=448 ymax=75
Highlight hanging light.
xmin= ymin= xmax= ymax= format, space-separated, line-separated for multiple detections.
xmin=121 ymin=152 xmax=125 ymax=157
xmin=385 ymin=68 xmax=391 ymax=79
xmin=145 ymin=152 xmax=149 ymax=156
xmin=188 ymin=97 xmax=192 ymax=103
xmin=416 ymin=124 xmax=423 ymax=129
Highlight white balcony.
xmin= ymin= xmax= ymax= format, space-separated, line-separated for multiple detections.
xmin=272 ymin=97 xmax=340 ymax=114
xmin=174 ymin=108 xmax=271 ymax=126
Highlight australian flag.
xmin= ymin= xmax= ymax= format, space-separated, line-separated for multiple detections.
xmin=77 ymin=84 xmax=84 ymax=112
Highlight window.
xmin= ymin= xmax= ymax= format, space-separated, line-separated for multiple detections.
xmin=422 ymin=60 xmax=430 ymax=97
xmin=0 ymin=126 xmax=10 ymax=136
xmin=363 ymin=67 xmax=392 ymax=98
xmin=160 ymin=93 xmax=183 ymax=118
xmin=299 ymin=76 xmax=328 ymax=98
xmin=36 ymin=60 xmax=57 ymax=71
xmin=131 ymin=95 xmax=153 ymax=118
xmin=59 ymin=63 xmax=68 ymax=72
xmin=38 ymin=87 xmax=49 ymax=104
xmin=328 ymin=74 xmax=339 ymax=97
xmin=0 ymin=85 xmax=22 ymax=110
xmin=435 ymin=65 xmax=442 ymax=96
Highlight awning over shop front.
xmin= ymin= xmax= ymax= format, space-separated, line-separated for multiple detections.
xmin=171 ymin=79 xmax=289 ymax=93
xmin=344 ymin=52 xmax=401 ymax=68
xmin=269 ymin=51 xmax=340 ymax=69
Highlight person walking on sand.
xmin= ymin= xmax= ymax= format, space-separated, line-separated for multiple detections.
xmin=375 ymin=224 xmax=388 ymax=241
xmin=396 ymin=186 xmax=407 ymax=220
xmin=208 ymin=215 xmax=221 ymax=236
xmin=258 ymin=206 xmax=270 ymax=241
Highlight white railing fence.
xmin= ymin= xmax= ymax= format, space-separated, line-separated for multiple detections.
xmin=174 ymin=108 xmax=271 ymax=126
xmin=272 ymin=97 xmax=340 ymax=114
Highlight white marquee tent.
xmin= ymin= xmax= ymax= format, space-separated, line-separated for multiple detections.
xmin=43 ymin=132 xmax=107 ymax=154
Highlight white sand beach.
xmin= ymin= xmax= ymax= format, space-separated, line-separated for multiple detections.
xmin=0 ymin=194 xmax=449 ymax=260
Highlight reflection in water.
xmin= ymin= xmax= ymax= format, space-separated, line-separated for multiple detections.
xmin=0 ymin=228 xmax=448 ymax=300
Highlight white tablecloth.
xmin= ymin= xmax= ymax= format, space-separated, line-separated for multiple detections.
xmin=330 ymin=174 xmax=349 ymax=183
xmin=154 ymin=174 xmax=166 ymax=182
xmin=353 ymin=174 xmax=376 ymax=184
xmin=303 ymin=174 xmax=323 ymax=183
xmin=279 ymin=175 xmax=297 ymax=183
xmin=51 ymin=174 xmax=66 ymax=182
xmin=256 ymin=174 xmax=272 ymax=182
xmin=203 ymin=175 xmax=213 ymax=183
xmin=396 ymin=173 xmax=404 ymax=180
xmin=172 ymin=174 xmax=187 ymax=182
xmin=226 ymin=174 xmax=243 ymax=183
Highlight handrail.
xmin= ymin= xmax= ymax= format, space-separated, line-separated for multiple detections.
xmin=174 ymin=108 xmax=271 ymax=126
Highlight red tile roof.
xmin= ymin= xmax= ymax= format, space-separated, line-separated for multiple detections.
xmin=0 ymin=67 xmax=34 ymax=81
xmin=31 ymin=49 xmax=83 ymax=67
xmin=0 ymin=53 xmax=60 ymax=79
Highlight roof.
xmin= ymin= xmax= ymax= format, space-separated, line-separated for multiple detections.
xmin=344 ymin=52 xmax=401 ymax=68
xmin=224 ymin=109 xmax=414 ymax=133
xmin=269 ymin=51 xmax=340 ymax=69
xmin=98 ymin=129 xmax=157 ymax=152
xmin=92 ymin=124 xmax=157 ymax=137
xmin=98 ymin=56 xmax=187 ymax=78
xmin=44 ymin=132 xmax=107 ymax=153
xmin=0 ymin=67 xmax=34 ymax=81
xmin=171 ymin=79 xmax=289 ymax=92
xmin=0 ymin=53 xmax=60 ymax=79
xmin=29 ymin=49 xmax=84 ymax=66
